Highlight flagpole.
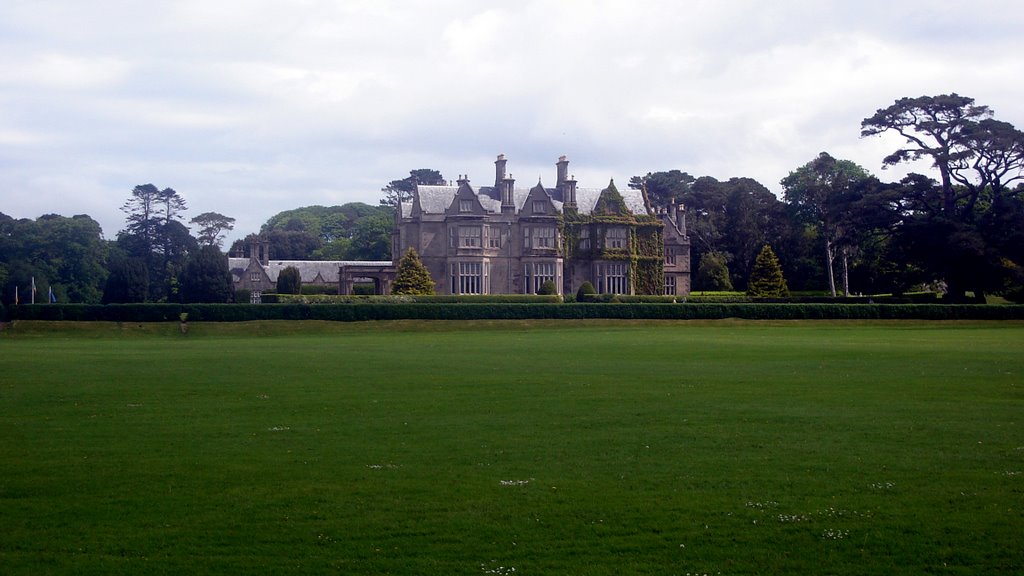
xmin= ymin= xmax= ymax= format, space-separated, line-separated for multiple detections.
xmin=31 ymin=277 xmax=36 ymax=304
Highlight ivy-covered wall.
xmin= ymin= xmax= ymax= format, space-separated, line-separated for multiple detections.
xmin=561 ymin=214 xmax=665 ymax=295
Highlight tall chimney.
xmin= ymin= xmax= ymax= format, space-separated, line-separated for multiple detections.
xmin=556 ymin=155 xmax=569 ymax=188
xmin=677 ymin=203 xmax=687 ymax=236
xmin=494 ymin=154 xmax=507 ymax=188
xmin=259 ymin=240 xmax=270 ymax=266
xmin=501 ymin=174 xmax=516 ymax=213
xmin=564 ymin=175 xmax=578 ymax=213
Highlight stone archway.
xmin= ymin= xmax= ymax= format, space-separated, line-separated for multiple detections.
xmin=339 ymin=263 xmax=397 ymax=295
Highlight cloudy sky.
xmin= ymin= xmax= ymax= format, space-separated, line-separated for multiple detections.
xmin=2 ymin=0 xmax=1022 ymax=244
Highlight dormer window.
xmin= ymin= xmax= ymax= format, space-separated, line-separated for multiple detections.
xmin=532 ymin=200 xmax=546 ymax=214
xmin=459 ymin=199 xmax=473 ymax=213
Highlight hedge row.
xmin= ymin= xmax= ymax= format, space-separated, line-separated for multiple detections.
xmin=267 ymin=294 xmax=563 ymax=304
xmin=6 ymin=303 xmax=1024 ymax=322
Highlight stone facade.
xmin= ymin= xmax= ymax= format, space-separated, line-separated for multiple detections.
xmin=394 ymin=155 xmax=691 ymax=296
xmin=228 ymin=240 xmax=393 ymax=298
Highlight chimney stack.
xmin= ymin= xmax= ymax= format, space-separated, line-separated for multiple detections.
xmin=556 ymin=155 xmax=569 ymax=188
xmin=564 ymin=174 xmax=578 ymax=213
xmin=501 ymin=174 xmax=516 ymax=213
xmin=494 ymin=154 xmax=507 ymax=188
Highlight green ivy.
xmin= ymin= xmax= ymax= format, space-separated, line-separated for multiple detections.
xmin=560 ymin=208 xmax=665 ymax=295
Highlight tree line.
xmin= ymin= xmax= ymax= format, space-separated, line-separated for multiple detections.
xmin=1 ymin=184 xmax=394 ymax=303
xmin=631 ymin=94 xmax=1024 ymax=302
xmin=2 ymin=93 xmax=1021 ymax=304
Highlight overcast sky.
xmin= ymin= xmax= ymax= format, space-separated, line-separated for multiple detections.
xmin=2 ymin=0 xmax=1022 ymax=244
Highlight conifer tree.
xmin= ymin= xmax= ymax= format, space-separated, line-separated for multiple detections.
xmin=747 ymin=245 xmax=789 ymax=297
xmin=392 ymin=248 xmax=435 ymax=295
xmin=276 ymin=266 xmax=302 ymax=294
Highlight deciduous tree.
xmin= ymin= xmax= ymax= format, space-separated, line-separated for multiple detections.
xmin=782 ymin=152 xmax=874 ymax=296
xmin=694 ymin=251 xmax=733 ymax=292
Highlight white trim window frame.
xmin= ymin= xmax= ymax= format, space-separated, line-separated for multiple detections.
xmin=607 ymin=227 xmax=628 ymax=249
xmin=458 ymin=225 xmax=482 ymax=248
xmin=486 ymin=226 xmax=501 ymax=249
xmin=597 ymin=261 xmax=629 ymax=294
xmin=534 ymin=226 xmax=556 ymax=249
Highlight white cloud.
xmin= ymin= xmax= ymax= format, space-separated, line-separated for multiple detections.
xmin=0 ymin=0 xmax=1022 ymax=243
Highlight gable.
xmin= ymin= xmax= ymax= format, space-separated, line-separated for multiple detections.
xmin=591 ymin=180 xmax=630 ymax=216
xmin=446 ymin=181 xmax=487 ymax=215
xmin=522 ymin=182 xmax=556 ymax=216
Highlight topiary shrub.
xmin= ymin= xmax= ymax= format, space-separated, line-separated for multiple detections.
xmin=537 ymin=279 xmax=557 ymax=295
xmin=576 ymin=281 xmax=597 ymax=302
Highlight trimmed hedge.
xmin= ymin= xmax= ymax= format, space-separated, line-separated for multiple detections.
xmin=270 ymin=294 xmax=563 ymax=304
xmin=6 ymin=302 xmax=1024 ymax=322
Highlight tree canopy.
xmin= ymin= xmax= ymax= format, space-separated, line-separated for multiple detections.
xmin=0 ymin=213 xmax=108 ymax=304
xmin=190 ymin=212 xmax=235 ymax=248
xmin=230 ymin=203 xmax=394 ymax=261
xmin=782 ymin=152 xmax=876 ymax=296
xmin=862 ymin=94 xmax=1024 ymax=300
xmin=380 ymin=169 xmax=445 ymax=208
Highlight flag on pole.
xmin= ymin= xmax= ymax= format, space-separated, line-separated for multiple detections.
xmin=31 ymin=277 xmax=37 ymax=304
xmin=49 ymin=286 xmax=57 ymax=303
xmin=14 ymin=286 xmax=18 ymax=305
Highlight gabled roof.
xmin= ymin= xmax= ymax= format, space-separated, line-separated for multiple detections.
xmin=228 ymin=258 xmax=393 ymax=284
xmin=404 ymin=182 xmax=647 ymax=217
xmin=522 ymin=181 xmax=557 ymax=215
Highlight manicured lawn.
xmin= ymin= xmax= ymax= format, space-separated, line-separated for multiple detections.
xmin=1 ymin=320 xmax=1022 ymax=574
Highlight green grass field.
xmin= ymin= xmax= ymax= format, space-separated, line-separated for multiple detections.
xmin=2 ymin=320 xmax=1023 ymax=575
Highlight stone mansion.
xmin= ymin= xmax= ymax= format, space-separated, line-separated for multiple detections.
xmin=231 ymin=154 xmax=690 ymax=297
xmin=392 ymin=154 xmax=690 ymax=297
